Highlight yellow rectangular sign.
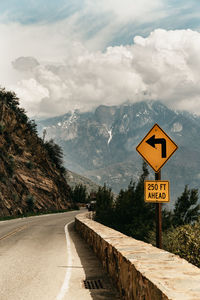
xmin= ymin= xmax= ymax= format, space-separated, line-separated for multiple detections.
xmin=144 ymin=180 xmax=170 ymax=203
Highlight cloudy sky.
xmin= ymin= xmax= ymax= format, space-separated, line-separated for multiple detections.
xmin=0 ymin=0 xmax=200 ymax=118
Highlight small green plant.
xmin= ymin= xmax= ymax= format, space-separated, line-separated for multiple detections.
xmin=0 ymin=172 xmax=6 ymax=184
xmin=0 ymin=122 xmax=5 ymax=134
xmin=26 ymin=160 xmax=34 ymax=170
xmin=4 ymin=132 xmax=12 ymax=148
xmin=13 ymin=193 xmax=19 ymax=203
xmin=6 ymin=155 xmax=15 ymax=177
xmin=14 ymin=143 xmax=24 ymax=155
xmin=25 ymin=194 xmax=35 ymax=212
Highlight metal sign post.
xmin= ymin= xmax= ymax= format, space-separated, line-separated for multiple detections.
xmin=136 ymin=123 xmax=178 ymax=249
xmin=155 ymin=170 xmax=162 ymax=249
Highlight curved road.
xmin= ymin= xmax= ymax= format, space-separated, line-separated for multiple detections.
xmin=0 ymin=210 xmax=120 ymax=300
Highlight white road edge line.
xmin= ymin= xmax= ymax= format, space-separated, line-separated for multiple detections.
xmin=56 ymin=220 xmax=73 ymax=300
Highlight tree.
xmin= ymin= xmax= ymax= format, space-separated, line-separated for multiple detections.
xmin=114 ymin=180 xmax=136 ymax=229
xmin=173 ymin=185 xmax=200 ymax=227
xmin=44 ymin=139 xmax=66 ymax=175
xmin=71 ymin=184 xmax=87 ymax=203
xmin=114 ymin=161 xmax=155 ymax=241
xmin=95 ymin=184 xmax=114 ymax=226
xmin=128 ymin=161 xmax=154 ymax=241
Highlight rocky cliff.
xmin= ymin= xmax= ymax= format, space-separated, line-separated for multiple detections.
xmin=0 ymin=89 xmax=72 ymax=217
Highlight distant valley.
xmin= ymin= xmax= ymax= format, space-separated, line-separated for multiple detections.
xmin=37 ymin=101 xmax=200 ymax=206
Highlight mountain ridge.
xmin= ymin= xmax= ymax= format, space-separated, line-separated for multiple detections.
xmin=37 ymin=101 xmax=200 ymax=205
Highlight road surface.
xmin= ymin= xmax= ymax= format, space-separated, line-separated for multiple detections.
xmin=0 ymin=209 xmax=120 ymax=300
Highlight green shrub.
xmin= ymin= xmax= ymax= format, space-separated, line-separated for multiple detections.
xmin=164 ymin=222 xmax=200 ymax=268
xmin=14 ymin=143 xmax=24 ymax=155
xmin=26 ymin=160 xmax=34 ymax=169
xmin=4 ymin=132 xmax=12 ymax=148
xmin=0 ymin=122 xmax=5 ymax=134
xmin=6 ymin=156 xmax=15 ymax=177
xmin=71 ymin=184 xmax=87 ymax=203
xmin=13 ymin=193 xmax=19 ymax=203
xmin=113 ymin=162 xmax=155 ymax=241
xmin=93 ymin=162 xmax=155 ymax=242
xmin=25 ymin=194 xmax=35 ymax=211
xmin=27 ymin=119 xmax=38 ymax=134
xmin=19 ymin=110 xmax=28 ymax=123
xmin=0 ymin=172 xmax=6 ymax=183
xmin=173 ymin=185 xmax=200 ymax=227
xmin=44 ymin=139 xmax=66 ymax=175
xmin=95 ymin=184 xmax=114 ymax=226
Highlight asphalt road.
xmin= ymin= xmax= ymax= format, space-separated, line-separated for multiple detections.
xmin=0 ymin=210 xmax=120 ymax=300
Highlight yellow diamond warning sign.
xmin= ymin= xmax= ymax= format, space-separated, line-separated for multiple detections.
xmin=136 ymin=124 xmax=178 ymax=172
xmin=144 ymin=180 xmax=170 ymax=203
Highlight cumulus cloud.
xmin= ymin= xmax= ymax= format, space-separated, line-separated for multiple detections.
xmin=8 ymin=28 xmax=200 ymax=118
xmin=12 ymin=57 xmax=39 ymax=72
xmin=0 ymin=1 xmax=199 ymax=119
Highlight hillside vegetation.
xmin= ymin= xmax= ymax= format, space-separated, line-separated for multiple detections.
xmin=93 ymin=162 xmax=200 ymax=268
xmin=0 ymin=89 xmax=72 ymax=217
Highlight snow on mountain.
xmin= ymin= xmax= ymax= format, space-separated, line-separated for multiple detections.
xmin=37 ymin=101 xmax=200 ymax=205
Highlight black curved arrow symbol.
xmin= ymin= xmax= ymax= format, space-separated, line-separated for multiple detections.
xmin=146 ymin=135 xmax=166 ymax=158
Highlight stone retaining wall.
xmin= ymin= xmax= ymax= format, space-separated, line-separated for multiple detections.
xmin=75 ymin=212 xmax=200 ymax=300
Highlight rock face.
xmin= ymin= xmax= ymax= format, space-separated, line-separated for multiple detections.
xmin=0 ymin=89 xmax=72 ymax=217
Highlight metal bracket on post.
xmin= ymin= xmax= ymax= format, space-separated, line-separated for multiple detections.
xmin=155 ymin=170 xmax=162 ymax=249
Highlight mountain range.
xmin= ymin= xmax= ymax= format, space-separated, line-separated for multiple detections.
xmin=37 ymin=101 xmax=200 ymax=206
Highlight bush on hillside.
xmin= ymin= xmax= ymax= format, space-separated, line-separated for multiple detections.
xmin=95 ymin=184 xmax=114 ymax=226
xmin=71 ymin=184 xmax=87 ymax=203
xmin=172 ymin=185 xmax=200 ymax=227
xmin=44 ymin=139 xmax=66 ymax=175
xmin=94 ymin=162 xmax=155 ymax=242
xmin=27 ymin=119 xmax=38 ymax=135
xmin=164 ymin=221 xmax=200 ymax=268
xmin=6 ymin=155 xmax=15 ymax=177
xmin=25 ymin=194 xmax=35 ymax=212
xmin=25 ymin=160 xmax=34 ymax=170
xmin=93 ymin=160 xmax=200 ymax=267
xmin=0 ymin=122 xmax=5 ymax=134
xmin=113 ymin=162 xmax=155 ymax=241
